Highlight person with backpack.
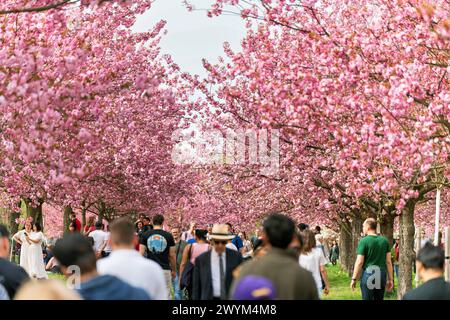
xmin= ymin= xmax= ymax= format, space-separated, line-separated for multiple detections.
xmin=179 ymin=229 xmax=210 ymax=299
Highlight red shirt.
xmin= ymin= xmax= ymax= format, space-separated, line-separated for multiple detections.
xmin=84 ymin=225 xmax=95 ymax=235
xmin=74 ymin=219 xmax=82 ymax=232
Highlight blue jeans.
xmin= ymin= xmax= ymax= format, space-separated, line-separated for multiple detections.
xmin=394 ymin=265 xmax=399 ymax=279
xmin=360 ymin=268 xmax=387 ymax=300
xmin=172 ymin=273 xmax=183 ymax=300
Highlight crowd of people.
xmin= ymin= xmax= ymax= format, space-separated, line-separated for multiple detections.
xmin=0 ymin=212 xmax=449 ymax=300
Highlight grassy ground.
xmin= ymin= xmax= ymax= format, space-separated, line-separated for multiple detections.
xmin=322 ymin=264 xmax=399 ymax=300
xmin=48 ymin=273 xmax=66 ymax=281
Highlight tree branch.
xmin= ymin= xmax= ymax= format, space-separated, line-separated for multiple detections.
xmin=0 ymin=0 xmax=74 ymax=14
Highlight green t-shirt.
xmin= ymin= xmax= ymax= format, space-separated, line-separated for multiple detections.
xmin=356 ymin=235 xmax=390 ymax=270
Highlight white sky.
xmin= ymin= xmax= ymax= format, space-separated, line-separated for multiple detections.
xmin=133 ymin=0 xmax=247 ymax=77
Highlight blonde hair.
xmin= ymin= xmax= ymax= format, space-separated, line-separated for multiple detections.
xmin=14 ymin=280 xmax=82 ymax=300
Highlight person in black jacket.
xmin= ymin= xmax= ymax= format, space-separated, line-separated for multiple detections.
xmin=0 ymin=224 xmax=29 ymax=299
xmin=403 ymin=242 xmax=450 ymax=300
xmin=192 ymin=224 xmax=243 ymax=300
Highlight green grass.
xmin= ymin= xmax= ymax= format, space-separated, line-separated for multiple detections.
xmin=48 ymin=273 xmax=66 ymax=281
xmin=323 ymin=264 xmax=398 ymax=300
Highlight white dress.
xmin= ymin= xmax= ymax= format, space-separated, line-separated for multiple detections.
xmin=27 ymin=231 xmax=48 ymax=279
xmin=14 ymin=230 xmax=31 ymax=273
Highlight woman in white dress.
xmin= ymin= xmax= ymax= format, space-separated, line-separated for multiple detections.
xmin=27 ymin=222 xmax=48 ymax=279
xmin=12 ymin=221 xmax=33 ymax=273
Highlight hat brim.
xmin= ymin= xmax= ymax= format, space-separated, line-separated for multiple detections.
xmin=208 ymin=234 xmax=235 ymax=241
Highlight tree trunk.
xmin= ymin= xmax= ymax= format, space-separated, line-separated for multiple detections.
xmin=339 ymin=220 xmax=352 ymax=274
xmin=81 ymin=205 xmax=87 ymax=231
xmin=379 ymin=213 xmax=395 ymax=247
xmin=8 ymin=207 xmax=20 ymax=263
xmin=98 ymin=201 xmax=105 ymax=222
xmin=398 ymin=201 xmax=416 ymax=299
xmin=24 ymin=199 xmax=43 ymax=229
xmin=349 ymin=215 xmax=362 ymax=276
xmin=63 ymin=205 xmax=73 ymax=233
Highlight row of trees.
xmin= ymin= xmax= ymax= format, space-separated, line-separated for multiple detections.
xmin=0 ymin=1 xmax=198 ymax=231
xmin=180 ymin=0 xmax=450 ymax=298
xmin=0 ymin=0 xmax=448 ymax=299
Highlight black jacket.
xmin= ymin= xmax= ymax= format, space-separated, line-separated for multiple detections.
xmin=403 ymin=277 xmax=450 ymax=300
xmin=192 ymin=248 xmax=243 ymax=300
xmin=0 ymin=258 xmax=29 ymax=299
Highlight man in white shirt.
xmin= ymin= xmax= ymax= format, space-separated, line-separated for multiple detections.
xmin=89 ymin=222 xmax=108 ymax=259
xmin=97 ymin=218 xmax=168 ymax=300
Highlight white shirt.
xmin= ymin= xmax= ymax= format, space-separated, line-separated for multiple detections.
xmin=211 ymin=249 xmax=226 ymax=298
xmin=181 ymin=231 xmax=195 ymax=242
xmin=104 ymin=232 xmax=112 ymax=253
xmin=97 ymin=249 xmax=168 ymax=300
xmin=299 ymin=247 xmax=326 ymax=296
xmin=89 ymin=230 xmax=108 ymax=253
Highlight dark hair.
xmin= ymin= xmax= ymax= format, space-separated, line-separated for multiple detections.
xmin=136 ymin=221 xmax=144 ymax=229
xmin=53 ymin=234 xmax=97 ymax=274
xmin=315 ymin=226 xmax=321 ymax=233
xmin=34 ymin=222 xmax=42 ymax=232
xmin=95 ymin=221 xmax=104 ymax=230
xmin=110 ymin=218 xmax=135 ymax=245
xmin=364 ymin=218 xmax=377 ymax=231
xmin=263 ymin=213 xmax=295 ymax=249
xmin=298 ymin=223 xmax=309 ymax=231
xmin=152 ymin=214 xmax=164 ymax=226
xmin=300 ymin=230 xmax=316 ymax=254
xmin=417 ymin=243 xmax=445 ymax=270
xmin=0 ymin=224 xmax=10 ymax=238
xmin=253 ymin=238 xmax=264 ymax=251
xmin=195 ymin=229 xmax=208 ymax=241
xmin=143 ymin=217 xmax=151 ymax=222
xmin=87 ymin=236 xmax=94 ymax=246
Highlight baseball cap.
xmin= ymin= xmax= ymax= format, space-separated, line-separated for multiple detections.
xmin=232 ymin=276 xmax=276 ymax=300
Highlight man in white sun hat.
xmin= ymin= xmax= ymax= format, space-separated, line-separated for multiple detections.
xmin=192 ymin=224 xmax=243 ymax=300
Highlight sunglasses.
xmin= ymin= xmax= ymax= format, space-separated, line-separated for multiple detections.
xmin=213 ymin=240 xmax=228 ymax=245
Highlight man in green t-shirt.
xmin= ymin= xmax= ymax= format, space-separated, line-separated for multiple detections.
xmin=350 ymin=218 xmax=394 ymax=300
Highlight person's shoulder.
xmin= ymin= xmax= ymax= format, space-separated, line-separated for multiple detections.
xmin=296 ymin=264 xmax=316 ymax=282
xmin=226 ymin=248 xmax=242 ymax=257
xmin=236 ymin=257 xmax=258 ymax=275
xmin=402 ymin=286 xmax=423 ymax=300
xmin=131 ymin=286 xmax=151 ymax=300
xmin=0 ymin=258 xmax=27 ymax=276
xmin=140 ymin=256 xmax=164 ymax=271
xmin=195 ymin=250 xmax=211 ymax=262
xmin=379 ymin=235 xmax=389 ymax=243
xmin=358 ymin=235 xmax=369 ymax=243
xmin=163 ymin=230 xmax=174 ymax=238
xmin=141 ymin=229 xmax=153 ymax=237
xmin=312 ymin=247 xmax=323 ymax=254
